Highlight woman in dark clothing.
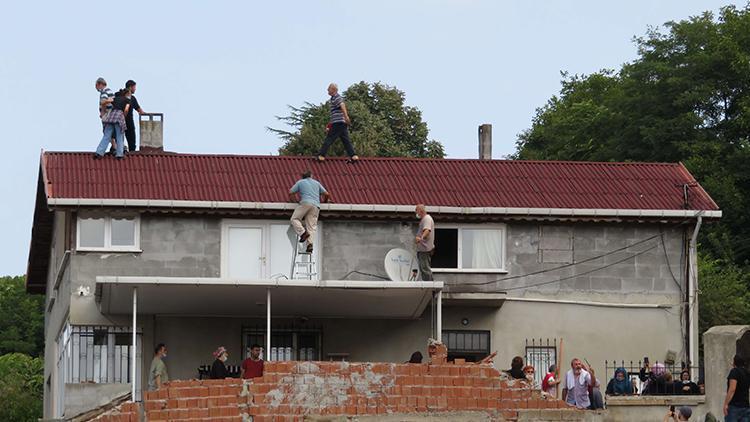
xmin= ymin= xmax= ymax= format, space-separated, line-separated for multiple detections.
xmin=506 ymin=356 xmax=526 ymax=380
xmin=639 ymin=363 xmax=676 ymax=395
xmin=407 ymin=351 xmax=423 ymax=363
xmin=209 ymin=346 xmax=230 ymax=379
xmin=94 ymin=88 xmax=130 ymax=159
xmin=674 ymin=370 xmax=700 ymax=395
xmin=606 ymin=367 xmax=635 ymax=396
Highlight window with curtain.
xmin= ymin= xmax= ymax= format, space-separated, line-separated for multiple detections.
xmin=433 ymin=226 xmax=505 ymax=271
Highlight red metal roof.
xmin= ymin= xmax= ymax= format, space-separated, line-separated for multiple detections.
xmin=41 ymin=152 xmax=719 ymax=211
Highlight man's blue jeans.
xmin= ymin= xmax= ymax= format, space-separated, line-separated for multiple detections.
xmin=96 ymin=123 xmax=124 ymax=157
xmin=727 ymin=405 xmax=750 ymax=422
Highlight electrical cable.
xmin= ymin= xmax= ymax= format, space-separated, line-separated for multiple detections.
xmin=339 ymin=270 xmax=390 ymax=281
xmin=471 ymin=243 xmax=659 ymax=292
xmin=450 ymin=233 xmax=662 ymax=287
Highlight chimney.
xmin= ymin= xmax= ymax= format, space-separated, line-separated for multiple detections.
xmin=139 ymin=113 xmax=164 ymax=152
xmin=478 ymin=124 xmax=492 ymax=160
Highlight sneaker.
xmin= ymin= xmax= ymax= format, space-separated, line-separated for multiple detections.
xmin=299 ymin=232 xmax=309 ymax=243
xmin=306 ymin=244 xmax=314 ymax=253
xmin=92 ymin=153 xmax=103 ymax=160
xmin=316 ymin=155 xmax=325 ymax=162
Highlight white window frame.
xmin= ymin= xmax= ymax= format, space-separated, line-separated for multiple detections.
xmin=432 ymin=224 xmax=507 ymax=273
xmin=76 ymin=215 xmax=141 ymax=252
xmin=220 ymin=219 xmax=322 ymax=280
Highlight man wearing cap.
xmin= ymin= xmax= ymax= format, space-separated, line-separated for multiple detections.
xmin=124 ymin=80 xmax=145 ymax=153
xmin=95 ymin=77 xmax=116 ymax=153
xmin=289 ymin=170 xmax=331 ymax=254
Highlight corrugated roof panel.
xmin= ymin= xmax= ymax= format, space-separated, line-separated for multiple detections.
xmin=40 ymin=153 xmax=719 ymax=211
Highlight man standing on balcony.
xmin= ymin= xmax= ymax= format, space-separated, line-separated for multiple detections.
xmin=148 ymin=343 xmax=169 ymax=390
xmin=415 ymin=204 xmax=434 ymax=281
xmin=289 ymin=170 xmax=331 ymax=253
xmin=241 ymin=344 xmax=265 ymax=379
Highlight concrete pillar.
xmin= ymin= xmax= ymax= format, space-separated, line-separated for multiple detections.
xmin=478 ymin=124 xmax=492 ymax=160
xmin=140 ymin=113 xmax=164 ymax=152
xmin=703 ymin=325 xmax=750 ymax=418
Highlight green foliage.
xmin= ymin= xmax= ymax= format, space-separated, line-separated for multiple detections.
xmin=0 ymin=276 xmax=44 ymax=357
xmin=514 ymin=5 xmax=750 ymax=332
xmin=0 ymin=353 xmax=44 ymax=422
xmin=514 ymin=5 xmax=750 ymax=264
xmin=270 ymin=81 xmax=445 ymax=158
xmin=698 ymin=255 xmax=750 ymax=333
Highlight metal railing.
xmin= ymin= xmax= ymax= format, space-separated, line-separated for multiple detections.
xmin=604 ymin=360 xmax=702 ymax=395
xmin=525 ymin=338 xmax=558 ymax=387
xmin=57 ymin=325 xmax=142 ymax=385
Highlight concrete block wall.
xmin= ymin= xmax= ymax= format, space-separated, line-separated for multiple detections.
xmin=322 ymin=220 xmax=686 ymax=301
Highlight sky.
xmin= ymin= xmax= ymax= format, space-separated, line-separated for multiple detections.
xmin=0 ymin=0 xmax=743 ymax=276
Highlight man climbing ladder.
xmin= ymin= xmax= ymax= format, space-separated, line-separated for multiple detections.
xmin=289 ymin=170 xmax=331 ymax=253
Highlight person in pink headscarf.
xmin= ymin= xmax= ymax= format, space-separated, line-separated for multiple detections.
xmin=210 ymin=346 xmax=230 ymax=379
xmin=640 ymin=362 xmax=675 ymax=394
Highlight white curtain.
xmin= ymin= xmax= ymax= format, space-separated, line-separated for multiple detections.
xmin=462 ymin=229 xmax=503 ymax=269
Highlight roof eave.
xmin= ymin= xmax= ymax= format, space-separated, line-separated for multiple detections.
xmin=45 ymin=198 xmax=722 ymax=219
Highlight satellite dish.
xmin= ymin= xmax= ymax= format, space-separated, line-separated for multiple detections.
xmin=384 ymin=248 xmax=416 ymax=281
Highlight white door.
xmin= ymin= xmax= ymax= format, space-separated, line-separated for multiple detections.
xmin=226 ymin=226 xmax=264 ymax=279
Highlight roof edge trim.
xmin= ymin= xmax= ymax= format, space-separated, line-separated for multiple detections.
xmin=48 ymin=198 xmax=722 ymax=219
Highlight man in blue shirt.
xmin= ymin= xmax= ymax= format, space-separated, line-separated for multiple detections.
xmin=289 ymin=170 xmax=331 ymax=253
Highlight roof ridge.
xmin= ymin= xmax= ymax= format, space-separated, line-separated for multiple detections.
xmin=41 ymin=151 xmax=681 ymax=166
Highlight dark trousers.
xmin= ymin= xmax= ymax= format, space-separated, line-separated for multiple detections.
xmin=417 ymin=251 xmax=433 ymax=281
xmin=125 ymin=122 xmax=136 ymax=152
xmin=318 ymin=122 xmax=356 ymax=157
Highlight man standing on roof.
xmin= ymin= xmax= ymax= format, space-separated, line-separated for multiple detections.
xmin=124 ymin=80 xmax=145 ymax=153
xmin=289 ymin=170 xmax=331 ymax=253
xmin=95 ymin=77 xmax=116 ymax=154
xmin=415 ymin=204 xmax=434 ymax=281
xmin=317 ymin=83 xmax=359 ymax=162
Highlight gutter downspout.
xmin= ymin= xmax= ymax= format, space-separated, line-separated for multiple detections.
xmin=688 ymin=216 xmax=702 ymax=367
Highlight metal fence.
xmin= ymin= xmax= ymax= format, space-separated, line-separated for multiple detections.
xmin=604 ymin=360 xmax=702 ymax=395
xmin=525 ymin=338 xmax=558 ymax=387
xmin=57 ymin=324 xmax=142 ymax=383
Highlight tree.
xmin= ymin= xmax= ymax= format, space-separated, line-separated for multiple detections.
xmin=0 ymin=276 xmax=45 ymax=357
xmin=514 ymin=5 xmax=750 ymax=268
xmin=698 ymin=255 xmax=750 ymax=334
xmin=269 ymin=81 xmax=445 ymax=158
xmin=0 ymin=353 xmax=43 ymax=422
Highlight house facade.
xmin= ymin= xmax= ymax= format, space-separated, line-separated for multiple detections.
xmin=26 ymin=151 xmax=720 ymax=419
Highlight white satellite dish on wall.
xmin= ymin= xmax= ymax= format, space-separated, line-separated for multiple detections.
xmin=384 ymin=248 xmax=416 ymax=281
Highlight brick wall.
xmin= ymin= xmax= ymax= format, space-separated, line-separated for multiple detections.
xmin=88 ymin=401 xmax=140 ymax=422
xmin=107 ymin=361 xmax=573 ymax=421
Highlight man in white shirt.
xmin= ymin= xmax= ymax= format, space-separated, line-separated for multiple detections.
xmin=562 ymin=358 xmax=597 ymax=409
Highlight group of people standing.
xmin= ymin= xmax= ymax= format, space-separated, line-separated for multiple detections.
xmin=94 ymin=77 xmax=144 ymax=159
xmin=147 ymin=343 xmax=265 ymax=391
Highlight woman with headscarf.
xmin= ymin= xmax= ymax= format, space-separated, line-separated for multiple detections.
xmin=674 ymin=370 xmax=700 ymax=395
xmin=506 ymin=356 xmax=526 ymax=380
xmin=641 ymin=362 xmax=672 ymax=394
xmin=407 ymin=351 xmax=423 ymax=364
xmin=209 ymin=346 xmax=230 ymax=379
xmin=606 ymin=367 xmax=635 ymax=396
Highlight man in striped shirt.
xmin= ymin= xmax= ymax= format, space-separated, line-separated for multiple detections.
xmin=317 ymin=83 xmax=359 ymax=162
xmin=95 ymin=77 xmax=116 ymax=153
